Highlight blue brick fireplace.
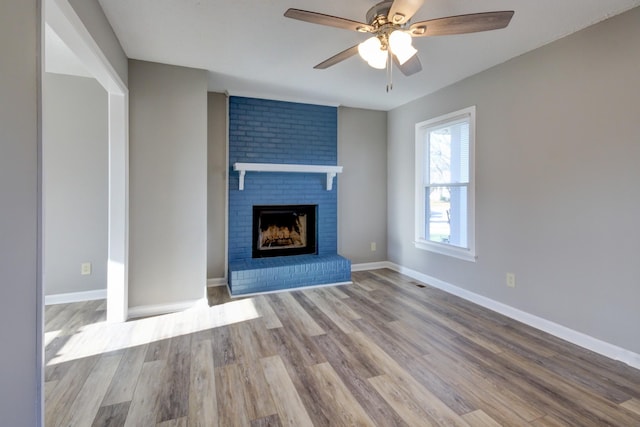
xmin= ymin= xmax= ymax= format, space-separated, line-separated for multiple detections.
xmin=227 ymin=96 xmax=351 ymax=295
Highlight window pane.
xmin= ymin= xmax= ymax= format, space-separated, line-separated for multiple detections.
xmin=428 ymin=130 xmax=451 ymax=184
xmin=425 ymin=185 xmax=468 ymax=248
xmin=428 ymin=120 xmax=469 ymax=184
xmin=425 ymin=186 xmax=450 ymax=243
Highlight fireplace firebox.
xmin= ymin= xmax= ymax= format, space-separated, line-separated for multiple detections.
xmin=252 ymin=205 xmax=317 ymax=258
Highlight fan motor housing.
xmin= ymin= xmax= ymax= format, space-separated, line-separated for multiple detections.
xmin=366 ymin=1 xmax=394 ymax=27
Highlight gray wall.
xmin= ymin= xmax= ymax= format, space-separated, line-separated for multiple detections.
xmin=338 ymin=107 xmax=388 ymax=264
xmin=69 ymin=0 xmax=127 ymax=86
xmin=387 ymin=7 xmax=640 ymax=354
xmin=0 ymin=0 xmax=40 ymax=424
xmin=43 ymin=73 xmax=108 ymax=296
xmin=129 ymin=60 xmax=208 ymax=308
xmin=207 ymin=92 xmax=227 ymax=279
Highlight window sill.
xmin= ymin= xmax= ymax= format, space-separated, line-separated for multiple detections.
xmin=414 ymin=240 xmax=476 ymax=262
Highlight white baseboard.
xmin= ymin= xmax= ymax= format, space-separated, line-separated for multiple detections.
xmin=45 ymin=289 xmax=107 ymax=305
xmin=207 ymin=277 xmax=227 ymax=287
xmin=384 ymin=262 xmax=640 ymax=370
xmin=127 ymin=298 xmax=205 ymax=320
xmin=351 ymin=261 xmax=393 ymax=272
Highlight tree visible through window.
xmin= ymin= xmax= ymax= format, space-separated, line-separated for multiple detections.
xmin=415 ymin=106 xmax=476 ymax=261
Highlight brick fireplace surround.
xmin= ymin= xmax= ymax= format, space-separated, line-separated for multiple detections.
xmin=227 ymin=96 xmax=351 ymax=295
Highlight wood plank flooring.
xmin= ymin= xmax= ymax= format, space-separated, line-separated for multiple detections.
xmin=44 ymin=269 xmax=640 ymax=426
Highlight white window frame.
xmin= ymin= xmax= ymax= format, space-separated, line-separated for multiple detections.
xmin=414 ymin=106 xmax=476 ymax=262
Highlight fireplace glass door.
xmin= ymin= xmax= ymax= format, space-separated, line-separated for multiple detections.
xmin=252 ymin=205 xmax=317 ymax=258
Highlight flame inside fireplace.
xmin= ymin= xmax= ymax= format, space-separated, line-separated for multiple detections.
xmin=260 ymin=215 xmax=306 ymax=249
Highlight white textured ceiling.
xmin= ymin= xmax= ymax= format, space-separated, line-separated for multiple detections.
xmin=97 ymin=0 xmax=640 ymax=111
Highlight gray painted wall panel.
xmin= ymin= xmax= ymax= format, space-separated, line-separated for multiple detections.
xmin=387 ymin=7 xmax=640 ymax=353
xmin=129 ymin=60 xmax=208 ymax=308
xmin=0 ymin=0 xmax=40 ymax=424
xmin=43 ymin=73 xmax=108 ymax=296
xmin=207 ymin=92 xmax=227 ymax=279
xmin=338 ymin=107 xmax=388 ymax=264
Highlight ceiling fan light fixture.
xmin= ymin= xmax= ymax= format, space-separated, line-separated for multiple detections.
xmin=358 ymin=36 xmax=381 ymax=61
xmin=394 ymin=44 xmax=417 ymax=65
xmin=358 ymin=36 xmax=387 ymax=68
xmin=368 ymin=51 xmax=388 ymax=69
xmin=389 ymin=30 xmax=417 ymax=65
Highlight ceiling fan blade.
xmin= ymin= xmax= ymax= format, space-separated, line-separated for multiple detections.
xmin=284 ymin=8 xmax=373 ymax=33
xmin=387 ymin=0 xmax=425 ymax=25
xmin=409 ymin=11 xmax=514 ymax=37
xmin=314 ymin=45 xmax=360 ymax=69
xmin=394 ymin=54 xmax=422 ymax=76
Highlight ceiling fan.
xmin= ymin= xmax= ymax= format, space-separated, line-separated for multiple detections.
xmin=284 ymin=0 xmax=514 ymax=90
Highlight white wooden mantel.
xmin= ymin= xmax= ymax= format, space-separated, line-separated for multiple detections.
xmin=233 ymin=162 xmax=343 ymax=191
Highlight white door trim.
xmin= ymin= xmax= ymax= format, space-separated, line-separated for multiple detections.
xmin=46 ymin=0 xmax=129 ymax=322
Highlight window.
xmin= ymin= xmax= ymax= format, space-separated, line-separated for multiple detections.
xmin=415 ymin=106 xmax=476 ymax=261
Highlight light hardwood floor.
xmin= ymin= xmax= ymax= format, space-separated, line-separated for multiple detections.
xmin=44 ymin=269 xmax=640 ymax=426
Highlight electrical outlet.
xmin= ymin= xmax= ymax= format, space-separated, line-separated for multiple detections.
xmin=370 ymin=242 xmax=377 ymax=252
xmin=81 ymin=262 xmax=92 ymax=276
xmin=506 ymin=272 xmax=516 ymax=288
